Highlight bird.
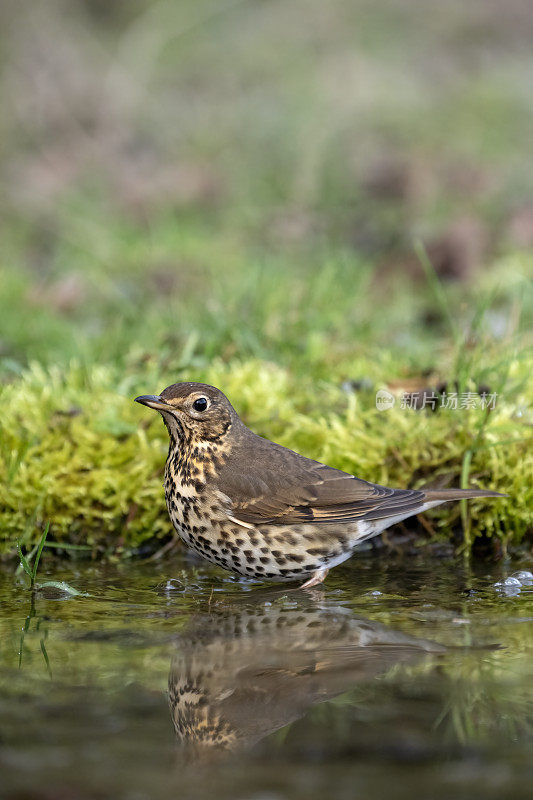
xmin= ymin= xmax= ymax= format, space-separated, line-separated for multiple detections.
xmin=135 ymin=382 xmax=504 ymax=588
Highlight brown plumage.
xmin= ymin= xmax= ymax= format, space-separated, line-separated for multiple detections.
xmin=135 ymin=382 xmax=504 ymax=587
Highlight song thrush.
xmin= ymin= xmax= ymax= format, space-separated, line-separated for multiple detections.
xmin=135 ymin=382 xmax=504 ymax=588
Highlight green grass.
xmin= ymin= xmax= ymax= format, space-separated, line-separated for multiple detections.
xmin=17 ymin=522 xmax=50 ymax=592
xmin=0 ymin=288 xmax=531 ymax=556
xmin=1 ymin=0 xmax=532 ymax=557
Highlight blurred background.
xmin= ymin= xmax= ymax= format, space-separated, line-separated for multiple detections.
xmin=2 ymin=0 xmax=532 ymax=365
xmin=1 ymin=0 xmax=531 ymax=550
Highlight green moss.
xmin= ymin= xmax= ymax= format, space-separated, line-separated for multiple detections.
xmin=1 ymin=353 xmax=530 ymax=557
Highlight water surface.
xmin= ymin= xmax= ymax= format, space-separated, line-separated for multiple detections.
xmin=1 ymin=549 xmax=532 ymax=799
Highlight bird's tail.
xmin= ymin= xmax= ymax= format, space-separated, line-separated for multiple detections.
xmin=422 ymin=488 xmax=506 ymax=502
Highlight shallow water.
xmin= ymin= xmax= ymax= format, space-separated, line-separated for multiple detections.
xmin=1 ymin=548 xmax=532 ymax=800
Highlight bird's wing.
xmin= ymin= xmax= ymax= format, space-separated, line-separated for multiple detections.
xmin=216 ymin=435 xmax=426 ymax=526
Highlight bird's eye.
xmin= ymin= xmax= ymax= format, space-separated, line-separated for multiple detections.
xmin=192 ymin=397 xmax=208 ymax=412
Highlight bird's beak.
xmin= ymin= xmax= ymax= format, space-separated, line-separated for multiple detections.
xmin=134 ymin=394 xmax=172 ymax=411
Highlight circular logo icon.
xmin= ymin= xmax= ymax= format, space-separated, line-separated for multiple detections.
xmin=375 ymin=389 xmax=395 ymax=411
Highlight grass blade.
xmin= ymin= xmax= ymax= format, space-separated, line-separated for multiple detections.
xmin=414 ymin=239 xmax=460 ymax=346
xmin=16 ymin=541 xmax=33 ymax=579
xmin=37 ymin=580 xmax=89 ymax=597
xmin=31 ymin=522 xmax=50 ymax=583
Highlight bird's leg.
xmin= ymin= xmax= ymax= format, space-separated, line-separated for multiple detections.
xmin=299 ymin=568 xmax=329 ymax=590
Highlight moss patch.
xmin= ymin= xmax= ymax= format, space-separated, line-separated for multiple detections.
xmin=1 ymin=353 xmax=530 ymax=557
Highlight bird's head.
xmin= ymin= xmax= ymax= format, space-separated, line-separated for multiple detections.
xmin=135 ymin=382 xmax=236 ymax=445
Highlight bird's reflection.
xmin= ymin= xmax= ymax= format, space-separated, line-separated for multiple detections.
xmin=169 ymin=591 xmax=444 ymax=758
